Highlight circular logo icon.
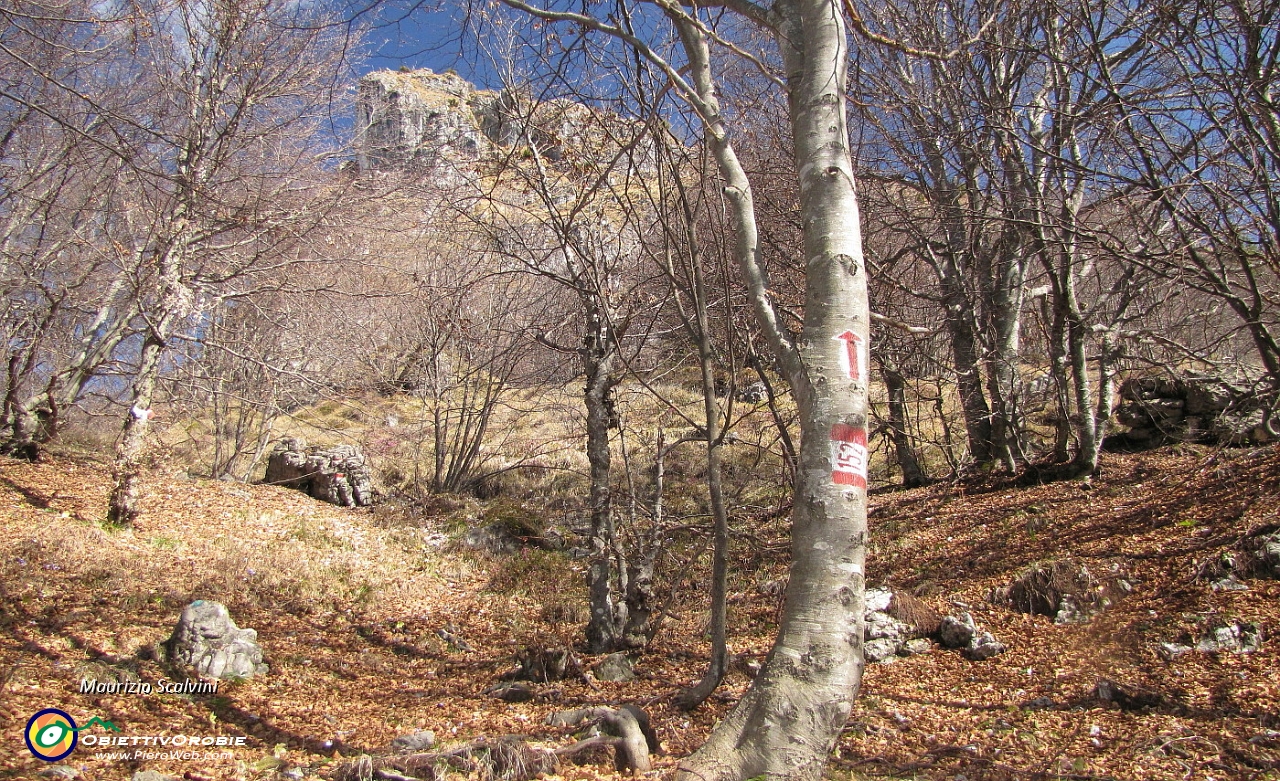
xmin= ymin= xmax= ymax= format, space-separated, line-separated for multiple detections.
xmin=25 ymin=709 xmax=77 ymax=762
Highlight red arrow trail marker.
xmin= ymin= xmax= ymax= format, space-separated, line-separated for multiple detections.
xmin=833 ymin=330 xmax=863 ymax=381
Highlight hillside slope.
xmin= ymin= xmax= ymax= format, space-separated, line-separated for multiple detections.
xmin=1 ymin=445 xmax=1278 ymax=780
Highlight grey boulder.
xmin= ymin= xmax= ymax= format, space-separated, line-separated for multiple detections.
xmin=594 ymin=652 xmax=636 ymax=682
xmin=966 ymin=631 xmax=1007 ymax=661
xmin=939 ymin=613 xmax=977 ymax=649
xmin=1194 ymin=620 xmax=1263 ymax=655
xmin=167 ymin=600 xmax=267 ymax=680
xmin=391 ymin=730 xmax=436 ymax=753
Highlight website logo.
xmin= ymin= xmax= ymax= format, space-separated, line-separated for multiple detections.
xmin=24 ymin=710 xmax=120 ymax=762
xmin=25 ymin=709 xmax=77 ymax=761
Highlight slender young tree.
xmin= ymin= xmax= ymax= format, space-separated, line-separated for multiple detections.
xmin=468 ymin=81 xmax=667 ymax=652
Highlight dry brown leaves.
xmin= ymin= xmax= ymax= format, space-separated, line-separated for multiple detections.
xmin=0 ymin=444 xmax=1277 ymax=781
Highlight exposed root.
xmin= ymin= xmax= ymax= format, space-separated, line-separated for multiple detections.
xmin=547 ymin=704 xmax=656 ymax=771
xmin=332 ymin=705 xmax=657 ymax=781
xmin=331 ymin=736 xmax=558 ymax=781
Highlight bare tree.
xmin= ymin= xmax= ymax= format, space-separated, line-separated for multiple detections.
xmin=631 ymin=133 xmax=740 ymax=708
xmin=98 ymin=0 xmax=359 ymax=524
xmin=0 ymin=1 xmax=145 ymax=457
xmin=463 ymin=74 xmax=668 ymax=652
xmin=481 ymin=0 xmax=875 ymax=773
xmin=1104 ymin=0 xmax=1280 ymax=428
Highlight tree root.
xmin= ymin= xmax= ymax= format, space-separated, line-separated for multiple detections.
xmin=332 ymin=705 xmax=656 ymax=781
xmin=547 ymin=703 xmax=657 ymax=771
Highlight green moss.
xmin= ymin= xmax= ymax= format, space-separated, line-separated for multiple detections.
xmin=480 ymin=499 xmax=545 ymax=538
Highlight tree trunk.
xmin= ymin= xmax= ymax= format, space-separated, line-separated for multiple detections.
xmin=882 ymin=365 xmax=928 ymax=488
xmin=1039 ymin=292 xmax=1072 ymax=463
xmin=983 ymin=248 xmax=1026 ymax=472
xmin=106 ymin=333 xmax=165 ymax=525
xmin=107 ymin=242 xmax=187 ymax=526
xmin=0 ymin=273 xmax=137 ymax=457
xmin=937 ymin=256 xmax=994 ymax=465
xmin=672 ymin=0 xmax=870 ymax=774
xmin=676 ymin=243 xmax=731 ymax=710
xmin=582 ymin=302 xmax=627 ymax=654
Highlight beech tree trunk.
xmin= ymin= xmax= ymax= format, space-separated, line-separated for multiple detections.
xmin=672 ymin=0 xmax=870 ymax=775
xmin=882 ymin=365 xmax=928 ymax=488
xmin=496 ymin=0 xmax=872 ymax=771
xmin=581 ymin=301 xmax=628 ymax=654
xmin=107 ymin=244 xmax=187 ymax=526
xmin=937 ymin=257 xmax=995 ymax=465
xmin=106 ymin=334 xmax=165 ymax=525
xmin=1 ymin=273 xmax=137 ymax=459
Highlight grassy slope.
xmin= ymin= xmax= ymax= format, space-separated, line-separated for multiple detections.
xmin=0 ymin=443 xmax=1277 ymax=780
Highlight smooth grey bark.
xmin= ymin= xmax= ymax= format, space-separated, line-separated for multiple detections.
xmin=981 ymin=250 xmax=1027 ymax=472
xmin=106 ymin=334 xmax=164 ymax=525
xmin=671 ymin=2 xmax=870 ymax=777
xmin=1029 ymin=11 xmax=1131 ymax=477
xmin=107 ymin=244 xmax=188 ymax=525
xmin=492 ymin=0 xmax=871 ymax=771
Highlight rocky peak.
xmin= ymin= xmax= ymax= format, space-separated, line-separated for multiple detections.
xmin=354 ymin=68 xmax=654 ymax=177
xmin=355 ymin=69 xmax=498 ymax=172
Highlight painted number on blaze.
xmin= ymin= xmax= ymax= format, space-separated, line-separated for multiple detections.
xmin=830 ymin=424 xmax=867 ymax=489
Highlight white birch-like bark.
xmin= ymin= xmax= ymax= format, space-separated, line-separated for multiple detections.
xmin=493 ymin=0 xmax=873 ymax=770
xmin=671 ymin=1 xmax=871 ymax=776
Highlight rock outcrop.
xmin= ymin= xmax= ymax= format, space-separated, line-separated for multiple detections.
xmin=166 ymin=600 xmax=267 ymax=680
xmin=1108 ymin=373 xmax=1276 ymax=448
xmin=356 ymin=70 xmax=496 ymax=173
xmin=861 ymin=587 xmax=951 ymax=662
xmin=265 ymin=438 xmax=373 ymax=507
xmin=1194 ymin=619 xmax=1263 ymax=654
xmin=355 ymin=69 xmax=655 ymax=178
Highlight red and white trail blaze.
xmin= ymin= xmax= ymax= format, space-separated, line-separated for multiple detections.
xmin=833 ymin=330 xmax=864 ymax=382
xmin=829 ymin=423 xmax=868 ymax=488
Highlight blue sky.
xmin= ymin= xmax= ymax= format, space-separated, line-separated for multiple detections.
xmin=353 ymin=3 xmax=502 ymax=87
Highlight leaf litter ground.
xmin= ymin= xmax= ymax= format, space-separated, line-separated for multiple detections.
xmin=0 ymin=444 xmax=1277 ymax=780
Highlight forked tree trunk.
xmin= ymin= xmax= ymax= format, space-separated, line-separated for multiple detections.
xmin=983 ymin=251 xmax=1026 ymax=472
xmin=672 ymin=0 xmax=870 ymax=775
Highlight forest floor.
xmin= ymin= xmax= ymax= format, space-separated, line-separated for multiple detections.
xmin=1 ymin=443 xmax=1278 ymax=781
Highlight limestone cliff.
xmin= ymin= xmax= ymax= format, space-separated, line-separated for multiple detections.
xmin=354 ymin=68 xmax=653 ymax=176
xmin=355 ymin=69 xmax=498 ymax=172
